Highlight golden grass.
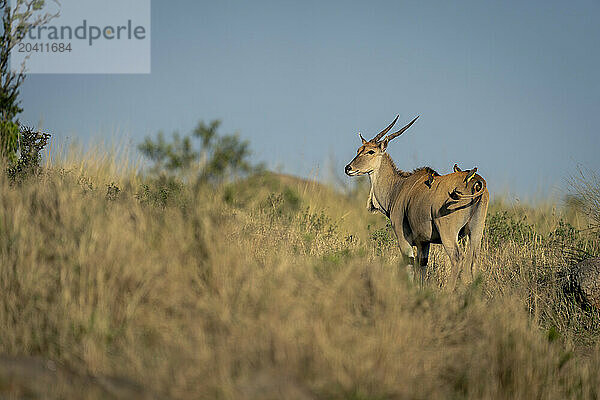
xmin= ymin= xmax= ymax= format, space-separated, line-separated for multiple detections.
xmin=0 ymin=150 xmax=599 ymax=399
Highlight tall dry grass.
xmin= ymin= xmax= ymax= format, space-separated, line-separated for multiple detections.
xmin=0 ymin=149 xmax=599 ymax=399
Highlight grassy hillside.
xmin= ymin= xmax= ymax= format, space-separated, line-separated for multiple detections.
xmin=0 ymin=151 xmax=599 ymax=399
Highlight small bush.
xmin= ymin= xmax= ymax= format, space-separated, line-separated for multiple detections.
xmin=138 ymin=119 xmax=262 ymax=183
xmin=135 ymin=176 xmax=188 ymax=209
xmin=370 ymin=221 xmax=396 ymax=255
xmin=6 ymin=125 xmax=51 ymax=182
xmin=105 ymin=182 xmax=121 ymax=201
xmin=486 ymin=210 xmax=536 ymax=247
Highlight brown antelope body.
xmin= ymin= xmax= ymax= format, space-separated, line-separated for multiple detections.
xmin=345 ymin=116 xmax=489 ymax=286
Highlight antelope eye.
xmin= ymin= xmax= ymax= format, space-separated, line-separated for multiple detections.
xmin=367 ymin=150 xmax=375 ymax=155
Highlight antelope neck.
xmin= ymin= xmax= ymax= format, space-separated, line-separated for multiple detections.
xmin=368 ymin=153 xmax=404 ymax=215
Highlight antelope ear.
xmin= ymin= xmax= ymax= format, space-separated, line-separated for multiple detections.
xmin=465 ymin=168 xmax=478 ymax=183
xmin=379 ymin=138 xmax=389 ymax=152
xmin=359 ymin=132 xmax=367 ymax=144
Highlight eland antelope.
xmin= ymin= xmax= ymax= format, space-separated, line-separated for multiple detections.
xmin=344 ymin=116 xmax=489 ymax=286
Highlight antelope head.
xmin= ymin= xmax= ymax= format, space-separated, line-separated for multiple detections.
xmin=344 ymin=115 xmax=419 ymax=176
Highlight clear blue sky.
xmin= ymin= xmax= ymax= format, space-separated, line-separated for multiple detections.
xmin=19 ymin=0 xmax=600 ymax=199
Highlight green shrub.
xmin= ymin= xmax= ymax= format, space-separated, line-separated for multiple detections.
xmin=369 ymin=221 xmax=396 ymax=255
xmin=486 ymin=210 xmax=536 ymax=247
xmin=135 ymin=176 xmax=188 ymax=209
xmin=6 ymin=125 xmax=50 ymax=183
xmin=138 ymin=119 xmax=262 ymax=183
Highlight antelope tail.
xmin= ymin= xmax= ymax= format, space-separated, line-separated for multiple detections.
xmin=451 ymin=178 xmax=487 ymax=200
